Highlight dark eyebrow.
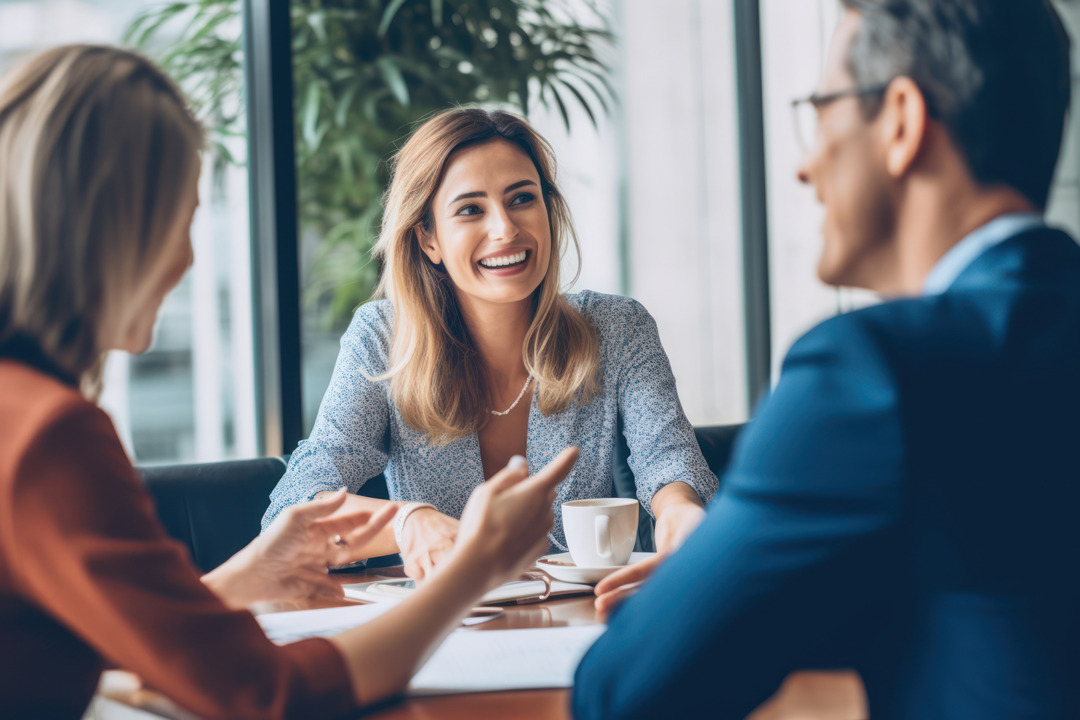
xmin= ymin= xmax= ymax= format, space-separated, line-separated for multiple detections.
xmin=504 ymin=180 xmax=537 ymax=194
xmin=448 ymin=180 xmax=536 ymax=207
xmin=449 ymin=190 xmax=486 ymax=206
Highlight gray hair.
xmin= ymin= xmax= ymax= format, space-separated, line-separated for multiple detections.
xmin=840 ymin=0 xmax=1070 ymax=210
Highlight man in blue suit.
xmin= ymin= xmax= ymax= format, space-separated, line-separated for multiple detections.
xmin=573 ymin=1 xmax=1079 ymax=718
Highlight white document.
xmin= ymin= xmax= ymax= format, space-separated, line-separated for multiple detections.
xmin=256 ymin=603 xmax=391 ymax=644
xmin=407 ymin=625 xmax=606 ymax=696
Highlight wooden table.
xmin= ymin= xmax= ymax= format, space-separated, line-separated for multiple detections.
xmin=343 ymin=565 xmax=596 ymax=720
xmin=95 ymin=565 xmax=867 ymax=719
xmin=320 ymin=566 xmax=866 ymax=720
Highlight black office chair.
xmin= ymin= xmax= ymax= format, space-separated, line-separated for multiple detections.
xmin=140 ymin=457 xmax=287 ymax=574
xmin=140 ymin=422 xmax=744 ymax=572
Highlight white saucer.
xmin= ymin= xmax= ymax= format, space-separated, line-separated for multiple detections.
xmin=536 ymin=551 xmax=656 ymax=585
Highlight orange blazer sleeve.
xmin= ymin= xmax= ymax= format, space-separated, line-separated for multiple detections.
xmin=4 ymin=399 xmax=356 ymax=720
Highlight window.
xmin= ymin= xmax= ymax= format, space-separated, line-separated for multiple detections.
xmin=0 ymin=0 xmax=258 ymax=463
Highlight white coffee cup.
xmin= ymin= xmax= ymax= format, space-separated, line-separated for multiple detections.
xmin=562 ymin=498 xmax=639 ymax=567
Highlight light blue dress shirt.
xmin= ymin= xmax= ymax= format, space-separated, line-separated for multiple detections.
xmin=263 ymin=290 xmax=718 ymax=550
xmin=923 ymin=212 xmax=1044 ymax=295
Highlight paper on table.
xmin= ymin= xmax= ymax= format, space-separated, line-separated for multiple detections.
xmin=344 ymin=578 xmax=593 ymax=605
xmin=256 ymin=603 xmax=391 ymax=644
xmin=408 ymin=625 xmax=606 ymax=696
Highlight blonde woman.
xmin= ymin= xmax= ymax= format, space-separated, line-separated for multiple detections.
xmin=0 ymin=45 xmax=578 ymax=719
xmin=264 ymin=108 xmax=718 ymax=579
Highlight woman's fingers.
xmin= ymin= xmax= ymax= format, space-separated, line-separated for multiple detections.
xmin=314 ymin=503 xmax=397 ymax=566
xmin=594 ymin=581 xmax=642 ymax=622
xmin=485 ymin=454 xmax=532 ymax=492
xmin=429 ymin=543 xmax=453 ymax=570
xmin=289 ymin=487 xmax=348 ymax=522
xmin=313 ymin=511 xmax=372 ymax=540
xmin=594 ymin=553 xmax=664 ymax=596
xmin=404 ymin=549 xmax=437 ymax=582
xmin=322 ymin=502 xmax=395 ymax=545
xmin=521 ymin=447 xmax=579 ymax=496
xmin=295 ymin=568 xmax=345 ymax=600
xmin=403 ymin=556 xmax=424 ymax=580
xmin=594 ymin=554 xmax=665 ymax=619
xmin=486 ymin=446 xmax=575 ymax=497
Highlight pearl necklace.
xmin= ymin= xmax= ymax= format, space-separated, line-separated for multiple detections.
xmin=489 ymin=376 xmax=533 ymax=416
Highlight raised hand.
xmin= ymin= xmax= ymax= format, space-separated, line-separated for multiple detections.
xmin=454 ymin=447 xmax=580 ymax=587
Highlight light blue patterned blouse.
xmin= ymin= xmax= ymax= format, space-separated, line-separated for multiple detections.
xmin=262 ymin=290 xmax=718 ymax=549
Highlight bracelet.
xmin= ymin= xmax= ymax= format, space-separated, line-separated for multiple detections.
xmin=393 ymin=502 xmax=437 ymax=549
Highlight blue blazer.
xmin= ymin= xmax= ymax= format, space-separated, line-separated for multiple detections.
xmin=573 ymin=227 xmax=1080 ymax=720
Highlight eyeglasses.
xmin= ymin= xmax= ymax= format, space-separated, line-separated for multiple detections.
xmin=790 ymin=83 xmax=891 ymax=153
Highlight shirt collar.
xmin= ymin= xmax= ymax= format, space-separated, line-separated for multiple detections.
xmin=922 ymin=213 xmax=1044 ymax=295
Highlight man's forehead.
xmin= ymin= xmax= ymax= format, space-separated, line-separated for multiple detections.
xmin=819 ymin=10 xmax=861 ymax=91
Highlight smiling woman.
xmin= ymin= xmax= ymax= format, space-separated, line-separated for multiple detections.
xmin=381 ymin=113 xmax=594 ymax=446
xmin=263 ymin=107 xmax=720 ymax=582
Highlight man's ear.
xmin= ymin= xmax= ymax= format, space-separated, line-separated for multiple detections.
xmin=880 ymin=76 xmax=928 ymax=178
xmin=417 ymin=225 xmax=443 ymax=265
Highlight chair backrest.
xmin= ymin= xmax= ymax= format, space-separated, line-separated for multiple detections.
xmin=140 ymin=423 xmax=745 ymax=572
xmin=140 ymin=457 xmax=286 ymax=573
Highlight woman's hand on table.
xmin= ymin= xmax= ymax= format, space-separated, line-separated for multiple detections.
xmin=593 ymin=481 xmax=706 ymax=621
xmin=653 ymin=500 xmax=706 ymax=554
xmin=203 ymin=489 xmax=397 ymax=609
xmin=399 ymin=509 xmax=460 ymax=581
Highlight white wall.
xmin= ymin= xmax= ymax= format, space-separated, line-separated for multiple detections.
xmin=530 ymin=0 xmax=749 ymax=426
xmin=760 ymin=0 xmax=847 ymax=379
xmin=618 ymin=0 xmax=748 ymax=425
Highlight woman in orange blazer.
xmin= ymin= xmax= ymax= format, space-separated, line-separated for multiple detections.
xmin=0 ymin=44 xmax=577 ymax=719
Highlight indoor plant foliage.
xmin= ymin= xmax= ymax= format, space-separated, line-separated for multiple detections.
xmin=127 ymin=0 xmax=614 ymax=329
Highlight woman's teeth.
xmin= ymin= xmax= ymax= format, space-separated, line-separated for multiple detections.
xmin=479 ymin=250 xmax=528 ymax=268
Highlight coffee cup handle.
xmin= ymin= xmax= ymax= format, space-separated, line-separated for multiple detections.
xmin=595 ymin=515 xmax=613 ymax=562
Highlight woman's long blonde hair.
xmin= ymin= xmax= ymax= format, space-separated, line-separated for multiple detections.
xmin=373 ymin=108 xmax=599 ymax=443
xmin=0 ymin=45 xmax=203 ymax=396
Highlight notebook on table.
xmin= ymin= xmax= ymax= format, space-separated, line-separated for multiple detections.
xmin=344 ymin=576 xmax=593 ymax=605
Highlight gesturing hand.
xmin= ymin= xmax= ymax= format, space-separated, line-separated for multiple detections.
xmin=455 ymin=447 xmax=580 ymax=587
xmin=206 ymin=489 xmax=396 ymax=608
